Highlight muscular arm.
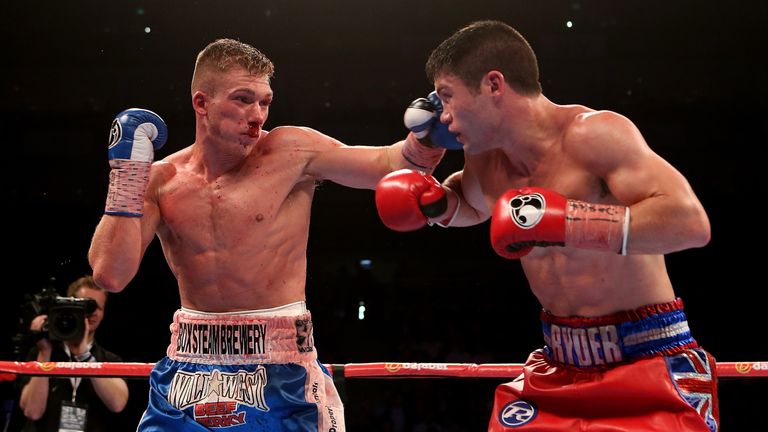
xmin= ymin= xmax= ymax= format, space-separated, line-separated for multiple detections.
xmin=440 ymin=169 xmax=491 ymax=227
xmin=571 ymin=112 xmax=710 ymax=254
xmin=300 ymin=127 xmax=443 ymax=189
xmin=88 ymin=167 xmax=163 ymax=292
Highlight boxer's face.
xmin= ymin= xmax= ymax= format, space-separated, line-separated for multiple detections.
xmin=434 ymin=74 xmax=494 ymax=155
xmin=197 ymin=67 xmax=273 ymax=151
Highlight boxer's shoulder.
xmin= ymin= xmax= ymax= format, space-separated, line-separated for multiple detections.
xmin=151 ymin=148 xmax=189 ymax=181
xmin=564 ymin=109 xmax=637 ymax=144
xmin=261 ymin=126 xmax=310 ymax=143
xmin=264 ymin=126 xmax=341 ymax=152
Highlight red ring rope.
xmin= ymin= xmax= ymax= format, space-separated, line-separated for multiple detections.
xmin=1 ymin=360 xmax=766 ymax=380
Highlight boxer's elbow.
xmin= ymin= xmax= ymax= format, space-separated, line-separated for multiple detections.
xmin=690 ymin=216 xmax=711 ymax=248
xmin=89 ymin=252 xmax=135 ymax=293
xmin=91 ymin=268 xmax=129 ymax=293
xmin=684 ymin=203 xmax=711 ymax=249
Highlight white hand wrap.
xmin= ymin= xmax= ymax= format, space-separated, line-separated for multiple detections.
xmin=105 ymin=159 xmax=151 ymax=217
xmin=401 ymin=133 xmax=445 ymax=170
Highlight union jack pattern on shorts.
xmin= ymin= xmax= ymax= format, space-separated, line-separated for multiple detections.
xmin=666 ymin=348 xmax=720 ymax=432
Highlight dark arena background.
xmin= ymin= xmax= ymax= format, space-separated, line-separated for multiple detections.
xmin=3 ymin=1 xmax=766 ymax=430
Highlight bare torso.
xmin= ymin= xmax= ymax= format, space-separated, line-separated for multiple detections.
xmin=150 ymin=128 xmax=319 ymax=311
xmin=463 ymin=105 xmax=675 ymax=317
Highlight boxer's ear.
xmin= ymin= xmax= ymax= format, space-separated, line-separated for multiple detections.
xmin=484 ymin=71 xmax=505 ymax=95
xmin=193 ymin=91 xmax=208 ymax=114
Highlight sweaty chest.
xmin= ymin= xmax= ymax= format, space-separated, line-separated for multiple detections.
xmin=157 ymin=162 xmax=311 ymax=245
xmin=474 ymin=151 xmax=609 ymax=208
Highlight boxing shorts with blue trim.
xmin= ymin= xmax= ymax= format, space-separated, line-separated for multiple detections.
xmin=489 ymin=298 xmax=719 ymax=431
xmin=138 ymin=302 xmax=344 ymax=431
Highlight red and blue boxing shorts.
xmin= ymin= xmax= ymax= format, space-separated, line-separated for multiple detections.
xmin=489 ymin=298 xmax=719 ymax=431
xmin=138 ymin=303 xmax=344 ymax=431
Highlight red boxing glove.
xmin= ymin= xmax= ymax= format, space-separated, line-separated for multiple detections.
xmin=375 ymin=169 xmax=447 ymax=232
xmin=491 ymin=187 xmax=568 ymax=258
xmin=491 ymin=187 xmax=629 ymax=259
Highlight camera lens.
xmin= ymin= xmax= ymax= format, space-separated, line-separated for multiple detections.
xmin=52 ymin=311 xmax=79 ymax=340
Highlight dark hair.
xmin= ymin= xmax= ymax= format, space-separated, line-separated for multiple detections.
xmin=426 ymin=20 xmax=542 ymax=95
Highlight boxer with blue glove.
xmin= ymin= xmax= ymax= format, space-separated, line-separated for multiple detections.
xmin=104 ymin=108 xmax=168 ymax=217
xmin=90 ymin=38 xmax=459 ymax=432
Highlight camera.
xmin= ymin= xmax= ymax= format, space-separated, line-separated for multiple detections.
xmin=18 ymin=286 xmax=97 ymax=343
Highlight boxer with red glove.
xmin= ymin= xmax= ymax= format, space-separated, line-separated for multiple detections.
xmin=375 ymin=169 xmax=460 ymax=232
xmin=491 ymin=187 xmax=630 ymax=259
xmin=104 ymin=108 xmax=168 ymax=217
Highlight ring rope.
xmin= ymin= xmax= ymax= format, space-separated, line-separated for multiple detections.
xmin=1 ymin=360 xmax=766 ymax=380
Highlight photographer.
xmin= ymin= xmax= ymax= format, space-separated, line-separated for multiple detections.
xmin=18 ymin=275 xmax=128 ymax=432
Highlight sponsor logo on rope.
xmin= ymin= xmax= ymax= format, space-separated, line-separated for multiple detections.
xmin=37 ymin=361 xmax=103 ymax=371
xmin=39 ymin=362 xmax=56 ymax=371
xmin=736 ymin=362 xmax=768 ymax=373
xmin=384 ymin=363 xmax=449 ymax=373
xmin=54 ymin=362 xmax=103 ymax=369
xmin=384 ymin=363 xmax=402 ymax=373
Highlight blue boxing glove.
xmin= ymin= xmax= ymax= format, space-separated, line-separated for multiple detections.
xmin=402 ymin=91 xmax=462 ymax=150
xmin=108 ymin=108 xmax=168 ymax=163
xmin=104 ymin=108 xmax=168 ymax=217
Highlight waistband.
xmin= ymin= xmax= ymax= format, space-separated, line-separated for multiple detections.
xmin=167 ymin=308 xmax=315 ymax=365
xmin=180 ymin=300 xmax=308 ymax=317
xmin=541 ymin=298 xmax=698 ymax=368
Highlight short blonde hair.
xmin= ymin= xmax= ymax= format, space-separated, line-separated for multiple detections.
xmin=191 ymin=38 xmax=275 ymax=95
